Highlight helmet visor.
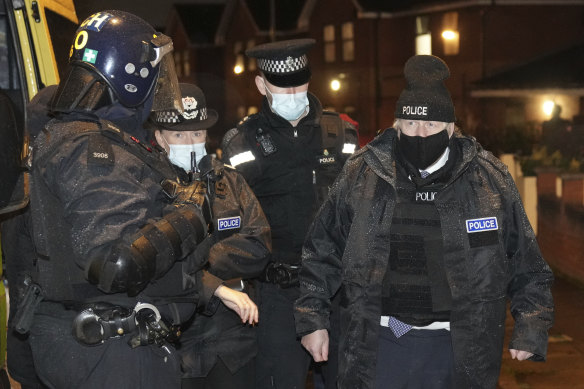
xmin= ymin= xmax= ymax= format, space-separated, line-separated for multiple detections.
xmin=151 ymin=54 xmax=183 ymax=114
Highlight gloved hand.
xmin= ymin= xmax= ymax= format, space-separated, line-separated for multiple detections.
xmin=162 ymin=179 xmax=213 ymax=227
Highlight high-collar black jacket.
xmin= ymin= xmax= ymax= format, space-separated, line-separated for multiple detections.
xmin=294 ymin=128 xmax=554 ymax=389
xmin=222 ymin=93 xmax=358 ymax=264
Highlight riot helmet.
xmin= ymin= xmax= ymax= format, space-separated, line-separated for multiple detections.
xmin=51 ymin=10 xmax=182 ymax=114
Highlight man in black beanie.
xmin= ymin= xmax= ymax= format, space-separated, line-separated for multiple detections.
xmin=294 ymin=54 xmax=554 ymax=388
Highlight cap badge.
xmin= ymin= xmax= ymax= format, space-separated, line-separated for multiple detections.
xmin=285 ymin=56 xmax=295 ymax=70
xmin=181 ymin=96 xmax=199 ymax=120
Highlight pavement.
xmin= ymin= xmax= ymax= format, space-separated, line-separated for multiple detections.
xmin=498 ymin=274 xmax=584 ymax=389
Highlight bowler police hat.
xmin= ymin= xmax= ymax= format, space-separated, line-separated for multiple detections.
xmin=152 ymin=83 xmax=218 ymax=131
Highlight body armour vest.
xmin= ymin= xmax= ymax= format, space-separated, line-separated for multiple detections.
xmin=381 ymin=167 xmax=452 ymax=326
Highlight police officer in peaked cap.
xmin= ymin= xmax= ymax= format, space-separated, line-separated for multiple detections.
xmin=221 ymin=38 xmax=360 ymax=389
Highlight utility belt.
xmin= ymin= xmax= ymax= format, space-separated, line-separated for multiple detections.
xmin=259 ymin=262 xmax=300 ymax=288
xmin=14 ymin=277 xmax=181 ymax=348
xmin=70 ymin=301 xmax=180 ymax=348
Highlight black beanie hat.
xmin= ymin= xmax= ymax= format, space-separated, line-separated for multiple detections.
xmin=395 ymin=55 xmax=456 ymax=123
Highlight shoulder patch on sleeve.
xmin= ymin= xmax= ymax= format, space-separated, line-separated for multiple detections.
xmin=88 ymin=133 xmax=115 ymax=166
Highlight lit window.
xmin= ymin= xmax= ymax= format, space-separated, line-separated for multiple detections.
xmin=342 ymin=22 xmax=354 ymax=62
xmin=237 ymin=105 xmax=246 ymax=118
xmin=323 ymin=25 xmax=335 ymax=63
xmin=415 ymin=16 xmax=431 ymax=55
xmin=442 ymin=12 xmax=459 ymax=55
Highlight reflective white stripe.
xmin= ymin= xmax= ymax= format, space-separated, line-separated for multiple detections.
xmin=342 ymin=143 xmax=356 ymax=154
xmin=229 ymin=151 xmax=255 ymax=167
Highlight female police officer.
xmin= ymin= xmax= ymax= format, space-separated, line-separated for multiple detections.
xmin=151 ymin=83 xmax=271 ymax=389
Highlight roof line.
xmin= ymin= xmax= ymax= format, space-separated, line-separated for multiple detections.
xmin=472 ymin=88 xmax=584 ymax=97
xmin=356 ymin=0 xmax=584 ymax=19
xmin=298 ymin=0 xmax=317 ymax=32
xmin=216 ymin=0 xmax=235 ymax=45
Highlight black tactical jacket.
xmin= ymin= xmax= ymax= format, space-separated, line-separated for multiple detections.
xmin=177 ymin=157 xmax=271 ymax=377
xmin=294 ymin=128 xmax=554 ymax=389
xmin=221 ymin=93 xmax=358 ymax=265
xmin=30 ymin=117 xmax=206 ymax=321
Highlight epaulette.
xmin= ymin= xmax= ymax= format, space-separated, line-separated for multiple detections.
xmin=221 ymin=127 xmax=239 ymax=150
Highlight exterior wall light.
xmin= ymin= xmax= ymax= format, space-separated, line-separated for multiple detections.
xmin=331 ymin=79 xmax=341 ymax=91
xmin=442 ymin=30 xmax=457 ymax=40
xmin=543 ymin=100 xmax=555 ymax=116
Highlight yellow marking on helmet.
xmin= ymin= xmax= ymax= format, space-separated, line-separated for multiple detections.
xmin=74 ymin=30 xmax=88 ymax=50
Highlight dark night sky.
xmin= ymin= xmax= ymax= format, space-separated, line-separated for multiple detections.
xmin=73 ymin=0 xmax=202 ymax=29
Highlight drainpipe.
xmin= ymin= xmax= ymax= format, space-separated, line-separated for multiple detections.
xmin=269 ymin=0 xmax=276 ymax=42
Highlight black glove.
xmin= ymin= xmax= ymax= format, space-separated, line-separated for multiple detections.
xmin=162 ymin=179 xmax=213 ymax=228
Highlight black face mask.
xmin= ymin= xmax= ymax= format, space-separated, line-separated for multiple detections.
xmin=398 ymin=129 xmax=449 ymax=170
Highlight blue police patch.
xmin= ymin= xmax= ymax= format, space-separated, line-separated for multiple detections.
xmin=218 ymin=216 xmax=241 ymax=231
xmin=466 ymin=217 xmax=498 ymax=233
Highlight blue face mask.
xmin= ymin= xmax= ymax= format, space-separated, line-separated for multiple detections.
xmin=167 ymin=143 xmax=206 ymax=172
xmin=264 ymin=81 xmax=309 ymax=121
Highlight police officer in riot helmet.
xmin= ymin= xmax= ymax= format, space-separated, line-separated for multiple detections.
xmin=221 ymin=39 xmax=359 ymax=389
xmin=21 ymin=10 xmax=222 ymax=388
xmin=149 ymin=83 xmax=271 ymax=388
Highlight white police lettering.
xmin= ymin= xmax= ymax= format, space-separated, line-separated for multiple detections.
xmin=218 ymin=216 xmax=241 ymax=231
xmin=402 ymin=106 xmax=428 ymax=116
xmin=415 ymin=191 xmax=436 ymax=202
xmin=319 ymin=156 xmax=335 ymax=164
xmin=93 ymin=152 xmax=109 ymax=159
xmin=465 ymin=217 xmax=498 ymax=233
xmin=80 ymin=12 xmax=112 ymax=32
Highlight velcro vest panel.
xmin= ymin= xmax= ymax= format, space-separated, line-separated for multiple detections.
xmin=381 ymin=173 xmax=452 ymax=325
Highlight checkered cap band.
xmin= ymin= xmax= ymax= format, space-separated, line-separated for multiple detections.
xmin=155 ymin=107 xmax=208 ymax=124
xmin=257 ymin=55 xmax=308 ymax=74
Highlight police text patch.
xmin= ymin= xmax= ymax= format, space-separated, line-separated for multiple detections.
xmin=466 ymin=217 xmax=498 ymax=233
xmin=218 ymin=216 xmax=241 ymax=231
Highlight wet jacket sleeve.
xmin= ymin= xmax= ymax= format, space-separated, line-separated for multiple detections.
xmin=503 ymin=172 xmax=554 ymax=361
xmin=294 ymin=164 xmax=354 ymax=336
xmin=206 ymin=171 xmax=271 ymax=280
xmin=36 ymin=134 xmax=197 ymax=289
xmin=199 ymin=269 xmax=224 ymax=315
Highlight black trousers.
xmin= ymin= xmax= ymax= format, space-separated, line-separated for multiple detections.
xmin=375 ymin=326 xmax=454 ymax=389
xmin=181 ymin=358 xmax=255 ymax=389
xmin=29 ymin=307 xmax=181 ymax=389
xmin=255 ymin=283 xmax=311 ymax=389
